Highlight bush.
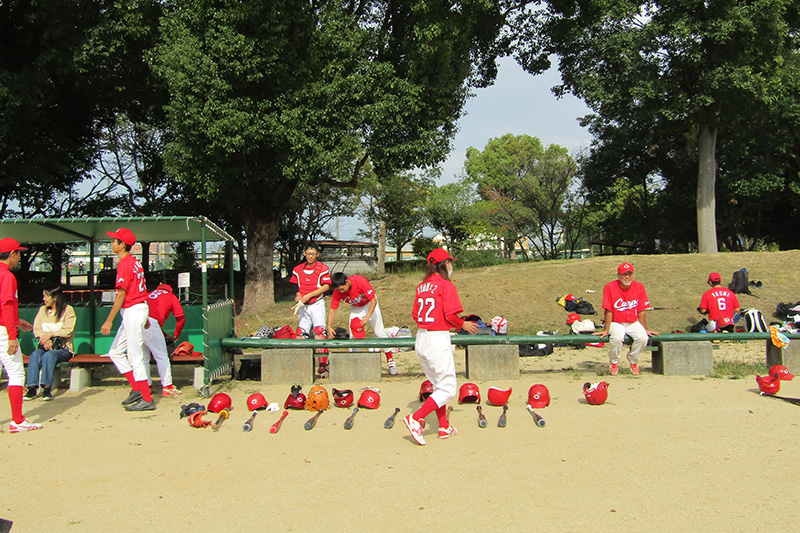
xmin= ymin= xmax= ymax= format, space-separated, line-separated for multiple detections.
xmin=455 ymin=250 xmax=506 ymax=269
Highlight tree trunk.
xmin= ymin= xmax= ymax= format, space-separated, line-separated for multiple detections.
xmin=242 ymin=211 xmax=279 ymax=313
xmin=377 ymin=221 xmax=386 ymax=276
xmin=696 ymin=124 xmax=719 ymax=253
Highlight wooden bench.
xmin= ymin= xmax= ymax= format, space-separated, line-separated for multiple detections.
xmin=23 ymin=353 xmax=205 ymax=392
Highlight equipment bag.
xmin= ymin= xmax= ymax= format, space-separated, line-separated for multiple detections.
xmin=744 ymin=308 xmax=768 ymax=332
xmin=728 ymin=268 xmax=752 ymax=295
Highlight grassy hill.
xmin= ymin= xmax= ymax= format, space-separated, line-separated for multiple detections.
xmin=237 ymin=250 xmax=800 ymax=336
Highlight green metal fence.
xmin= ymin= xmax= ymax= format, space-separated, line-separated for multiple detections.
xmin=202 ymin=299 xmax=236 ymax=384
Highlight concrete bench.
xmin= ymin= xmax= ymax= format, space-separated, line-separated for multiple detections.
xmin=651 ymin=341 xmax=714 ymax=376
xmin=766 ymin=339 xmax=800 ymax=374
xmin=465 ymin=344 xmax=519 ymax=380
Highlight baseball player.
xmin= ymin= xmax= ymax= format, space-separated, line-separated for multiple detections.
xmin=101 ymin=228 xmax=156 ymax=411
xmin=0 ymin=238 xmax=40 ymax=433
xmin=698 ymin=272 xmax=740 ymax=332
xmin=144 ymin=283 xmax=185 ymax=396
xmin=290 ymin=243 xmax=332 ymax=375
xmin=326 ymin=272 xmax=397 ymax=375
xmin=404 ymin=249 xmax=478 ymax=446
xmin=593 ymin=262 xmax=658 ymax=375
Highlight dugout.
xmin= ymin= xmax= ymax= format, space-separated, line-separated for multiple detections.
xmin=0 ymin=216 xmax=236 ymax=387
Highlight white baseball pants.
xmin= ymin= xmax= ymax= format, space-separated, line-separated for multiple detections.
xmin=414 ymin=330 xmax=457 ymax=407
xmin=607 ymin=320 xmax=648 ymax=365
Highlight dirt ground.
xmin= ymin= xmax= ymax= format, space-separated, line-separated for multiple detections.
xmin=2 ymin=341 xmax=799 ymax=532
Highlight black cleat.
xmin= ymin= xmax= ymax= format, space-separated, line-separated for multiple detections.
xmin=125 ymin=399 xmax=156 ymax=411
xmin=121 ymin=390 xmax=143 ymax=406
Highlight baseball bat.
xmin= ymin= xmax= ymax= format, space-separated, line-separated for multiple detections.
xmin=304 ymin=409 xmax=323 ymax=430
xmin=526 ymin=404 xmax=546 ymax=427
xmin=477 ymin=405 xmax=487 ymax=428
xmin=384 ymin=407 xmax=400 ymax=429
xmin=498 ymin=405 xmax=508 ymax=428
xmin=211 ymin=409 xmax=229 ymax=431
xmin=344 ymin=407 xmax=359 ymax=430
xmin=646 ymin=306 xmax=679 ymax=311
xmin=760 ymin=392 xmax=800 ymax=406
xmin=243 ymin=410 xmax=257 ymax=432
xmin=269 ymin=410 xmax=289 ymax=434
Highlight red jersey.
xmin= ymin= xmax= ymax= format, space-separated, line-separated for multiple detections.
xmin=0 ymin=262 xmax=20 ymax=340
xmin=699 ymin=287 xmax=739 ymax=322
xmin=602 ymin=279 xmax=649 ymax=323
xmin=412 ymin=273 xmax=464 ymax=331
xmin=115 ymin=254 xmax=147 ymax=308
xmin=290 ymin=261 xmax=331 ymax=304
xmin=147 ymin=284 xmax=186 ymax=338
xmin=330 ymin=275 xmax=375 ymax=310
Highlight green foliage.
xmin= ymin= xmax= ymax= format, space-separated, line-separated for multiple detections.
xmin=171 ymin=242 xmax=197 ymax=272
xmin=411 ymin=236 xmax=438 ymax=259
xmin=426 ymin=179 xmax=476 ymax=248
xmin=455 ymin=250 xmax=506 ymax=269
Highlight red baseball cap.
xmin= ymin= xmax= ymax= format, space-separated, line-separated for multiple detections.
xmin=350 ymin=317 xmax=366 ymax=339
xmin=708 ymin=273 xmax=721 ymax=283
xmin=427 ymin=248 xmax=454 ymax=264
xmin=566 ymin=313 xmax=581 ymax=324
xmin=0 ymin=238 xmax=28 ymax=253
xmin=617 ymin=262 xmax=634 ymax=274
xmin=107 ymin=228 xmax=136 ymax=246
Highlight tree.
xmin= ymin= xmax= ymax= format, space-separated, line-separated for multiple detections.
xmin=426 ymin=179 xmax=476 ymax=252
xmin=357 ymin=172 xmax=432 ymax=261
xmin=464 ymin=134 xmax=577 ymax=259
xmin=151 ymin=1 xmax=507 ymax=311
xmin=512 ymin=0 xmax=800 ymax=252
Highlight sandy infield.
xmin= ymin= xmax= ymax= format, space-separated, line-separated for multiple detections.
xmin=2 ymin=341 xmax=799 ymax=531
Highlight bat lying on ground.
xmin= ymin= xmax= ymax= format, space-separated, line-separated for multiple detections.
xmin=243 ymin=411 xmax=257 ymax=432
xmin=305 ymin=409 xmax=323 ymax=430
xmin=760 ymin=392 xmax=800 ymax=406
xmin=344 ymin=407 xmax=359 ymax=430
xmin=477 ymin=405 xmax=487 ymax=428
xmin=269 ymin=410 xmax=288 ymax=434
xmin=498 ymin=405 xmax=508 ymax=428
xmin=646 ymin=306 xmax=680 ymax=311
xmin=526 ymin=404 xmax=546 ymax=428
xmin=211 ymin=409 xmax=229 ymax=431
xmin=384 ymin=407 xmax=400 ymax=429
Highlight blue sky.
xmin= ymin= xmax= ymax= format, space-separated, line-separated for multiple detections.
xmin=329 ymin=57 xmax=594 ymax=241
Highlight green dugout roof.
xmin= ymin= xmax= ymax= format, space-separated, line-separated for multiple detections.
xmin=0 ymin=216 xmax=233 ymax=244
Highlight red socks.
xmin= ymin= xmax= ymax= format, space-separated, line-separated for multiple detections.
xmin=123 ymin=371 xmax=136 ymax=389
xmin=436 ymin=405 xmax=449 ymax=428
xmin=8 ymin=385 xmax=24 ymax=424
xmin=136 ymin=381 xmax=153 ymax=402
xmin=414 ymin=396 xmax=438 ymax=423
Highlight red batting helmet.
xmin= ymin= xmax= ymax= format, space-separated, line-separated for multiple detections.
xmin=419 ymin=380 xmax=434 ymax=402
xmin=350 ymin=317 xmax=366 ymax=339
xmin=527 ymin=384 xmax=550 ymax=408
xmin=487 ymin=386 xmax=512 ymax=406
xmin=246 ymin=393 xmax=267 ymax=411
xmin=284 ymin=385 xmax=307 ymax=409
xmin=208 ymin=392 xmax=232 ymax=413
xmin=756 ymin=374 xmax=781 ymax=396
xmin=769 ymin=364 xmax=795 ymax=381
xmin=566 ymin=313 xmax=581 ymax=325
xmin=333 ymin=388 xmax=354 ymax=407
xmin=458 ymin=382 xmax=481 ymax=404
xmin=357 ymin=389 xmax=380 ymax=409
xmin=583 ymin=382 xmax=609 ymax=405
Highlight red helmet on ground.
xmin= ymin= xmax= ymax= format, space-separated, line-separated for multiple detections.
xmin=527 ymin=384 xmax=550 ymax=408
xmin=285 ymin=385 xmax=307 ymax=409
xmin=566 ymin=313 xmax=581 ymax=325
xmin=208 ymin=393 xmax=232 ymax=413
xmin=458 ymin=383 xmax=481 ymax=404
xmin=419 ymin=380 xmax=434 ymax=402
xmin=358 ymin=389 xmax=380 ymax=409
xmin=246 ymin=393 xmax=267 ymax=411
xmin=565 ymin=294 xmax=576 ymax=301
xmin=333 ymin=388 xmax=354 ymax=407
xmin=487 ymin=386 xmax=512 ymax=406
xmin=756 ymin=374 xmax=781 ymax=395
xmin=350 ymin=317 xmax=366 ymax=339
xmin=583 ymin=382 xmax=609 ymax=405
xmin=769 ymin=365 xmax=795 ymax=381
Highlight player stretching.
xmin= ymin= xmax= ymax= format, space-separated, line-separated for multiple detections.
xmin=404 ymin=249 xmax=477 ymax=445
xmin=291 ymin=243 xmax=331 ymax=376
xmin=101 ymin=228 xmax=156 ymax=411
xmin=326 ymin=272 xmax=397 ymax=375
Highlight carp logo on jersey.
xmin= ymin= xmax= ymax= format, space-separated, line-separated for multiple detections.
xmin=613 ymin=298 xmax=640 ymax=312
xmin=343 ymin=293 xmax=369 ymax=307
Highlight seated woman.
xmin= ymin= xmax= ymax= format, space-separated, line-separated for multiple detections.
xmin=25 ymin=287 xmax=76 ymax=401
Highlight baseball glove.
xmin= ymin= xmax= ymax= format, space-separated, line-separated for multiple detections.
xmin=305 ymin=385 xmax=330 ymax=411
